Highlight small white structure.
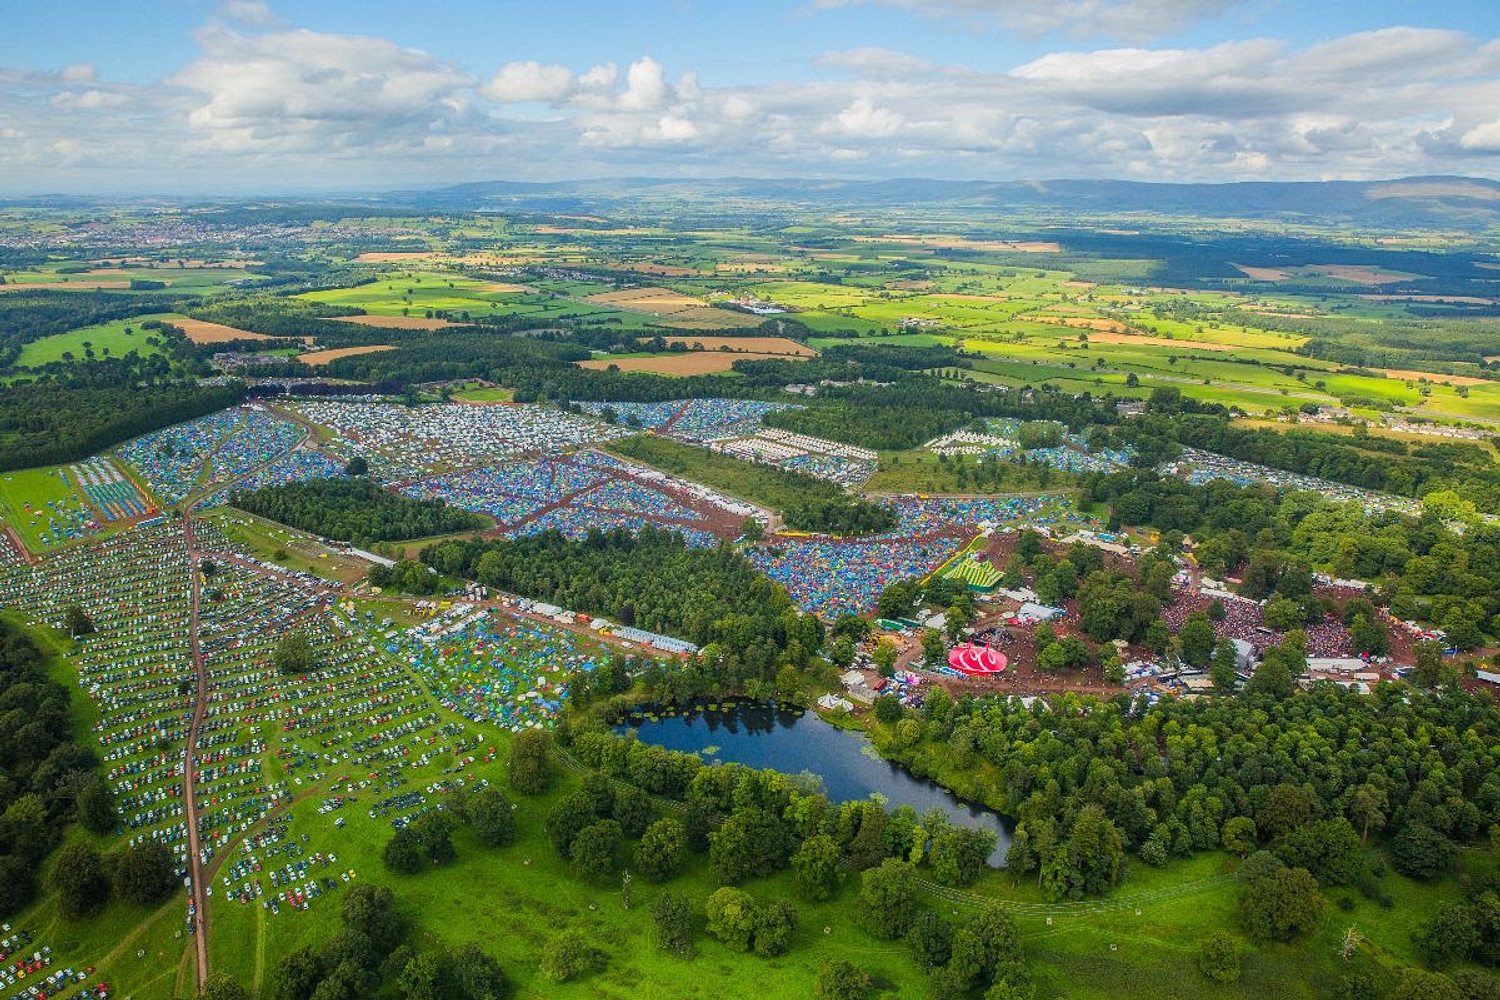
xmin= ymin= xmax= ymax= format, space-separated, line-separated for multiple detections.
xmin=817 ymin=693 xmax=856 ymax=712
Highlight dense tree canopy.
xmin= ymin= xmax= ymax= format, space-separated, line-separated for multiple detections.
xmin=232 ymin=477 xmax=487 ymax=545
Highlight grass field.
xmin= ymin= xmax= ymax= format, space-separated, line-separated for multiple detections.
xmin=0 ymin=465 xmax=86 ymax=551
xmin=452 ymin=386 xmax=516 ymax=403
xmin=14 ymin=314 xmax=174 ymax=368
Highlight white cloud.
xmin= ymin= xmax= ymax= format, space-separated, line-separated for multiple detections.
xmin=170 ymin=25 xmax=476 ymax=153
xmin=811 ymin=0 xmax=1240 ymax=43
xmin=1460 ymin=120 xmax=1500 ymax=152
xmin=49 ymin=90 xmax=128 ymax=110
xmin=4 ymin=6 xmax=1500 ymax=193
xmin=481 ymin=61 xmax=574 ymax=103
xmin=816 ymin=47 xmax=936 ymax=77
xmin=219 ymin=0 xmax=281 ymax=26
xmin=618 ymin=57 xmax=670 ymax=111
xmin=578 ymin=62 xmax=619 ymax=90
xmin=830 ymin=97 xmax=903 ymax=137
xmin=653 ymin=114 xmax=699 ymax=141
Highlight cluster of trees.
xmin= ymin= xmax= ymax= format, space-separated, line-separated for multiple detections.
xmin=422 ymin=528 xmax=825 ymax=687
xmin=0 ymin=380 xmax=245 ymax=472
xmin=566 ymin=730 xmax=997 ymax=896
xmin=231 ymin=478 xmax=488 ymax=545
xmin=538 ymin=729 xmax=1025 ymax=995
xmin=1082 ymin=466 xmax=1500 ymax=649
xmin=368 ymin=559 xmax=442 ymax=595
xmin=47 ymin=838 xmax=178 ymax=921
xmin=761 ymin=379 xmax=1117 ymax=451
xmin=607 ymin=434 xmax=896 ymax=536
xmin=267 ymin=883 xmax=509 ymax=1000
xmin=1124 ymin=408 xmax=1500 ymax=510
xmin=0 ymin=619 xmax=117 ymax=916
xmin=866 ymin=681 xmax=1500 ymax=899
xmin=1409 ymin=871 xmax=1500 ymax=972
xmin=383 ymin=785 xmax=516 ymax=874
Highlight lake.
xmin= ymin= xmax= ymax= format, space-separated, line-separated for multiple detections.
xmin=620 ymin=701 xmax=1012 ymax=865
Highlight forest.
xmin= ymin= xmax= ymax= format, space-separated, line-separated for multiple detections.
xmin=420 ymin=528 xmax=826 ymax=685
xmin=0 ymin=380 xmax=246 ymax=472
xmin=1124 ymin=408 xmax=1500 ymax=509
xmin=0 ymin=617 xmax=115 ymax=917
xmin=762 ymin=380 xmax=1118 ymax=451
xmin=0 ymin=290 xmax=189 ymax=369
xmin=874 ymin=683 xmax=1500 ymax=900
xmin=1081 ymin=465 xmax=1500 ymax=649
xmin=229 ymin=477 xmax=489 ymax=545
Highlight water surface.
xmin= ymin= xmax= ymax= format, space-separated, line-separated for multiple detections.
xmin=621 ymin=701 xmax=1012 ymax=864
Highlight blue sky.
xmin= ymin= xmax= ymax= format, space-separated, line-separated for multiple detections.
xmin=3 ymin=0 xmax=1499 ymax=193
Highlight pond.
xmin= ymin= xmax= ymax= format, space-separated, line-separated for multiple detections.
xmin=620 ymin=701 xmax=1013 ymax=865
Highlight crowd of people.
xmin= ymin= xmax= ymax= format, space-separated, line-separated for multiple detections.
xmin=1162 ymin=586 xmax=1354 ymax=658
xmin=577 ymin=399 xmax=683 ymax=430
xmin=880 ymin=495 xmax=1079 ymax=537
xmin=512 ymin=508 xmax=722 ymax=548
xmin=228 ymin=449 xmax=346 ymax=495
xmin=0 ymin=523 xmax=195 ymax=869
xmin=718 ymin=428 xmax=877 ymax=487
xmin=397 ymin=451 xmax=737 ymax=546
xmin=117 ymin=408 xmax=247 ymax=504
xmin=117 ymin=404 xmax=307 ymax=505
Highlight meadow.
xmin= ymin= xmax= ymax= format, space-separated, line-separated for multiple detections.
xmin=14 ymin=314 xmax=175 ymax=368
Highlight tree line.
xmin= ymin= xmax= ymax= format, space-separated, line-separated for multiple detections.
xmin=0 ymin=380 xmax=246 ymax=472
xmin=421 ymin=528 xmax=825 ymax=686
xmin=0 ymin=618 xmax=117 ymax=917
xmin=230 ymin=477 xmax=489 ymax=546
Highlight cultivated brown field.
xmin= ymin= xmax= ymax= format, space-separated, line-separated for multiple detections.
xmin=333 ymin=315 xmax=454 ymax=330
xmin=1378 ymin=368 xmax=1492 ymax=387
xmin=1018 ymin=315 xmax=1132 ymax=334
xmin=1 ymin=280 xmax=134 ymax=290
xmin=853 ymin=235 xmax=1061 ymax=253
xmin=1308 ymin=264 xmax=1413 ymax=285
xmin=586 ymin=287 xmax=706 ymax=311
xmin=354 ymin=252 xmax=435 ymax=262
xmin=175 ymin=318 xmax=279 ymax=344
xmin=578 ymin=352 xmax=800 ymax=375
xmin=585 ymin=287 xmax=745 ymax=329
xmin=1360 ymin=294 xmax=1495 ymax=305
xmin=650 ymin=336 xmax=817 ymax=356
xmin=300 ymin=345 xmax=396 ymax=365
xmin=1232 ymin=263 xmax=1290 ymax=280
xmin=612 ymin=262 xmax=701 ymax=276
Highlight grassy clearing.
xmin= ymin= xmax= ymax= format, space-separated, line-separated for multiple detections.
xmin=606 ymin=434 xmax=834 ymax=516
xmin=205 ymin=507 xmax=372 ymax=584
xmin=14 ymin=315 xmax=174 ymax=368
xmin=452 ymin=387 xmax=516 ymax=403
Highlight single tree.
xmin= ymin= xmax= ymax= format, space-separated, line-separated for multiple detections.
xmin=507 ymin=729 xmax=553 ymax=795
xmin=651 ymin=890 xmax=695 ymax=956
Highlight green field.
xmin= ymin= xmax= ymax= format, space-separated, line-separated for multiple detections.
xmin=14 ymin=314 xmax=175 ymax=368
xmin=451 ymin=386 xmax=516 ymax=402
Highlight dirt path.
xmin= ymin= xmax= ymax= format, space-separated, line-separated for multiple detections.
xmin=182 ymin=509 xmax=211 ymax=991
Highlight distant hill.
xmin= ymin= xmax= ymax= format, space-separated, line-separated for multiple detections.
xmin=395 ymin=175 xmax=1500 ymax=229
